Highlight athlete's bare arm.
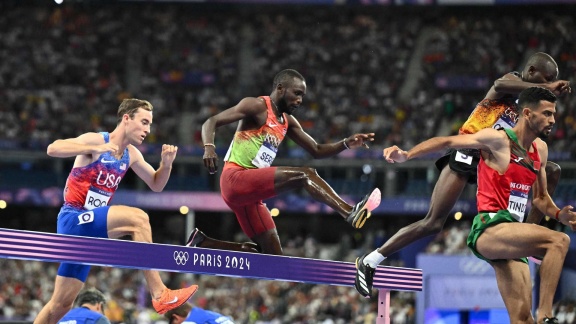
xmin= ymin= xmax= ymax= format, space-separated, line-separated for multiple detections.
xmin=200 ymin=97 xmax=268 ymax=173
xmin=201 ymin=97 xmax=268 ymax=142
xmin=531 ymin=140 xmax=576 ymax=230
xmin=383 ymin=128 xmax=506 ymax=165
xmin=47 ymin=132 xmax=116 ymax=158
xmin=492 ymin=73 xmax=570 ymax=98
xmin=286 ymin=115 xmax=374 ymax=159
xmin=130 ymin=144 xmax=178 ymax=192
xmin=47 ymin=132 xmax=119 ymax=170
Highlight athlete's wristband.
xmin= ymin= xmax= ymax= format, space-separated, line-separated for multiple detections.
xmin=342 ymin=138 xmax=350 ymax=150
xmin=204 ymin=143 xmax=216 ymax=149
xmin=555 ymin=209 xmax=561 ymax=221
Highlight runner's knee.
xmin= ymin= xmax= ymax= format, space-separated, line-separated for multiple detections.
xmin=301 ymin=167 xmax=318 ymax=180
xmin=129 ymin=208 xmax=151 ymax=230
xmin=546 ymin=231 xmax=570 ymax=255
xmin=290 ymin=167 xmax=318 ymax=185
xmin=548 ymin=232 xmax=570 ymax=254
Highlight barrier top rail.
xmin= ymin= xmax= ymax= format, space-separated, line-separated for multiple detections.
xmin=0 ymin=228 xmax=422 ymax=292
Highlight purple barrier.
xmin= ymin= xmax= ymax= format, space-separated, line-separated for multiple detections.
xmin=0 ymin=228 xmax=422 ymax=291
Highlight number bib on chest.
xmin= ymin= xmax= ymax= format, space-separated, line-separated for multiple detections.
xmin=252 ymin=140 xmax=278 ymax=168
xmin=84 ymin=186 xmax=112 ymax=210
xmin=492 ymin=113 xmax=516 ymax=131
xmin=507 ymin=192 xmax=528 ymax=222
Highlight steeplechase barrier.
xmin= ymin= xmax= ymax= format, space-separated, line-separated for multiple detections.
xmin=0 ymin=228 xmax=422 ymax=324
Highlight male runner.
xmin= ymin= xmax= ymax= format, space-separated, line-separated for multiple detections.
xmin=189 ymin=69 xmax=380 ymax=255
xmin=58 ymin=288 xmax=110 ymax=324
xmin=355 ymin=52 xmax=571 ymax=297
xmin=382 ymin=87 xmax=576 ymax=323
xmin=36 ymin=99 xmax=197 ymax=324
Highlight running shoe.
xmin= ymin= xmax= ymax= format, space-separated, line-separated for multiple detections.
xmin=355 ymin=254 xmax=375 ymax=298
xmin=152 ymin=285 xmax=199 ymax=315
xmin=346 ymin=188 xmax=381 ymax=228
xmin=185 ymin=228 xmax=206 ymax=247
xmin=542 ymin=317 xmax=559 ymax=324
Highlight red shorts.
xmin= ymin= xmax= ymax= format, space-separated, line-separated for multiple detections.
xmin=220 ymin=162 xmax=277 ymax=238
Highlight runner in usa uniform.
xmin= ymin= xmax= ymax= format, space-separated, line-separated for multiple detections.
xmin=35 ymin=99 xmax=198 ymax=324
xmin=58 ymin=288 xmax=110 ymax=324
xmin=354 ymin=52 xmax=572 ymax=299
xmin=164 ymin=302 xmax=235 ymax=324
xmin=382 ymin=87 xmax=576 ymax=324
xmin=189 ymin=69 xmax=381 ymax=255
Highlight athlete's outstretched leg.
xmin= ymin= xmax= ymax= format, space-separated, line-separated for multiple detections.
xmin=273 ymin=166 xmax=353 ymax=216
xmin=377 ymin=165 xmax=468 ymax=256
xmin=273 ymin=166 xmax=380 ymax=228
xmin=526 ymin=161 xmax=561 ymax=225
xmin=107 ymin=206 xmax=198 ymax=314
xmin=355 ymin=165 xmax=468 ymax=297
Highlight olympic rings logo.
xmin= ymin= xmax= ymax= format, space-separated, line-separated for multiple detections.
xmin=173 ymin=251 xmax=189 ymax=265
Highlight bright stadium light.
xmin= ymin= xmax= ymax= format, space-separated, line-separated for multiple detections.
xmin=54 ymin=0 xmax=63 ymax=4
xmin=270 ymin=208 xmax=280 ymax=217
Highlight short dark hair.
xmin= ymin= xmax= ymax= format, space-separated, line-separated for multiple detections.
xmin=76 ymin=288 xmax=107 ymax=307
xmin=272 ymin=69 xmax=305 ymax=90
xmin=117 ymin=98 xmax=153 ymax=124
xmin=517 ymin=87 xmax=556 ymax=111
xmin=164 ymin=302 xmax=192 ymax=322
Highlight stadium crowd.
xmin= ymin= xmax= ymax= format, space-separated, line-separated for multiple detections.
xmin=1 ymin=3 xmax=575 ymax=157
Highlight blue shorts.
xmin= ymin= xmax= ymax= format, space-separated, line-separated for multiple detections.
xmin=56 ymin=205 xmax=110 ymax=282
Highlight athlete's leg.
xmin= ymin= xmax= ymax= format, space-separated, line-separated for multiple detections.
xmin=220 ymin=165 xmax=284 ymax=254
xmin=355 ymin=163 xmax=469 ymax=297
xmin=201 ymin=238 xmax=260 ymax=252
xmin=376 ymin=165 xmax=468 ymax=256
xmin=251 ymin=228 xmax=283 ymax=255
xmin=476 ymin=222 xmax=570 ymax=322
xmin=230 ymin=201 xmax=283 ymax=255
xmin=273 ymin=166 xmax=353 ymax=217
xmin=107 ymin=205 xmax=198 ymax=313
xmin=187 ymin=228 xmax=260 ymax=253
xmin=107 ymin=205 xmax=167 ymax=299
xmin=273 ymin=166 xmax=380 ymax=228
xmin=33 ymin=276 xmax=84 ymax=324
xmin=491 ymin=260 xmax=533 ymax=323
xmin=526 ymin=161 xmax=561 ymax=225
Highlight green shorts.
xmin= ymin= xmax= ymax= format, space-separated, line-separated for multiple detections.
xmin=466 ymin=209 xmax=528 ymax=264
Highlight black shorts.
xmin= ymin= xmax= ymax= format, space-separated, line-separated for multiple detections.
xmin=434 ymin=149 xmax=480 ymax=184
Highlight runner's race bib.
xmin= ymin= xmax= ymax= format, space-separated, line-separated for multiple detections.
xmin=492 ymin=109 xmax=516 ymax=130
xmin=84 ymin=186 xmax=112 ymax=210
xmin=252 ymin=140 xmax=278 ymax=168
xmin=507 ymin=192 xmax=528 ymax=222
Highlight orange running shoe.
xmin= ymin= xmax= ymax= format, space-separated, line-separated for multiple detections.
xmin=152 ymin=285 xmax=199 ymax=314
